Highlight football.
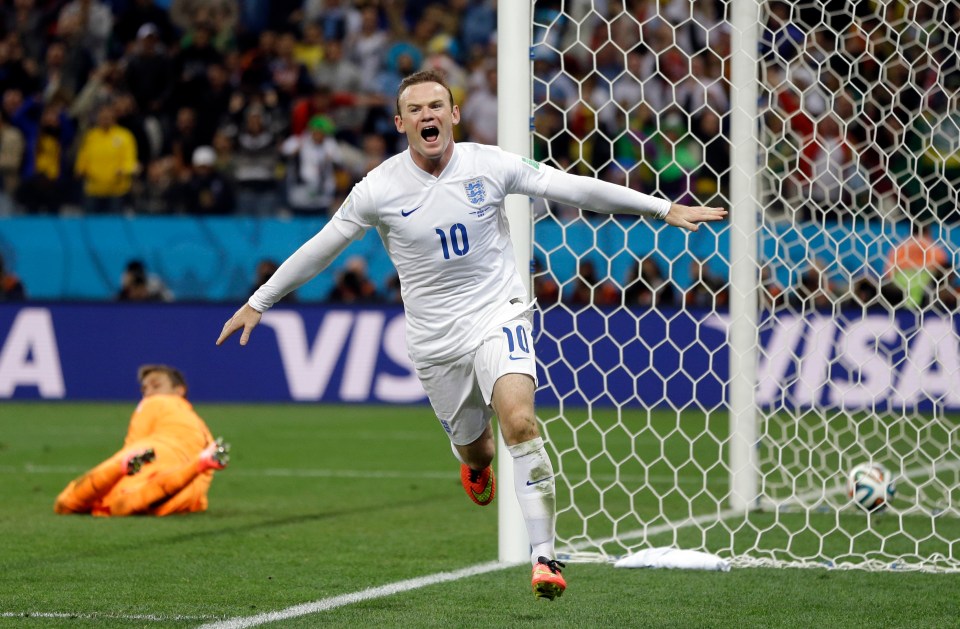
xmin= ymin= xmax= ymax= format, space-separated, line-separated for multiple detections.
xmin=847 ymin=463 xmax=896 ymax=512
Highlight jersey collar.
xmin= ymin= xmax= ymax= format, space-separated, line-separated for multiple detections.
xmin=404 ymin=143 xmax=461 ymax=183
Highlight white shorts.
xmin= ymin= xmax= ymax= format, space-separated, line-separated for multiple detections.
xmin=417 ymin=318 xmax=538 ymax=446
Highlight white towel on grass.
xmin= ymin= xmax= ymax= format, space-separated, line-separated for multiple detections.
xmin=613 ymin=547 xmax=731 ymax=572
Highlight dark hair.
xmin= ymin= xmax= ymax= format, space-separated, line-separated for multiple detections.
xmin=137 ymin=364 xmax=187 ymax=389
xmin=395 ymin=69 xmax=454 ymax=116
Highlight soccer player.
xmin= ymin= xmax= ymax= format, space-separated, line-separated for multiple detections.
xmin=216 ymin=70 xmax=727 ymax=599
xmin=54 ymin=365 xmax=230 ymax=517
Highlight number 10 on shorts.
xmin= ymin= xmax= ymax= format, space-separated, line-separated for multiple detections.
xmin=502 ymin=324 xmax=530 ymax=357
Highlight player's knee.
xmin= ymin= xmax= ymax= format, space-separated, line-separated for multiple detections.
xmin=499 ymin=408 xmax=539 ymax=444
xmin=53 ymin=496 xmax=77 ymax=514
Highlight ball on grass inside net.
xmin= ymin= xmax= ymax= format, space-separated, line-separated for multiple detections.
xmin=847 ymin=462 xmax=896 ymax=513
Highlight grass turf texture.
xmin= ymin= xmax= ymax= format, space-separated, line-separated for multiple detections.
xmin=0 ymin=402 xmax=957 ymax=628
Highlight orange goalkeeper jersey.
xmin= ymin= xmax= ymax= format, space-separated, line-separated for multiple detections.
xmin=125 ymin=394 xmax=214 ymax=455
xmin=55 ymin=395 xmax=218 ymax=516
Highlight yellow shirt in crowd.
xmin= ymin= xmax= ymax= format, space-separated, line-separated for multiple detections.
xmin=74 ymin=125 xmax=138 ymax=197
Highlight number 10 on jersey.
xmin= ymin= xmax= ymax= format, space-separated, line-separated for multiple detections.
xmin=435 ymin=224 xmax=470 ymax=259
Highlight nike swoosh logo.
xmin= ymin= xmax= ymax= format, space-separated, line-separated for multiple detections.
xmin=401 ymin=204 xmax=423 ymax=217
xmin=526 ymin=476 xmax=552 ymax=486
xmin=508 ymin=355 xmax=527 ymax=361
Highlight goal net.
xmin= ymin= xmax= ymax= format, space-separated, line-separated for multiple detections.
xmin=519 ymin=0 xmax=960 ymax=571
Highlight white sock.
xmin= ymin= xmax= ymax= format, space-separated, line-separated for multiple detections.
xmin=449 ymin=440 xmax=466 ymax=465
xmin=507 ymin=437 xmax=556 ymax=565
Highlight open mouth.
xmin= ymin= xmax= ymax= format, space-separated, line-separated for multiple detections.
xmin=420 ymin=126 xmax=440 ymax=142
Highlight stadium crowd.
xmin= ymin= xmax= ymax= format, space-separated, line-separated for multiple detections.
xmin=0 ymin=0 xmax=958 ymax=309
xmin=0 ymin=0 xmax=500 ymax=216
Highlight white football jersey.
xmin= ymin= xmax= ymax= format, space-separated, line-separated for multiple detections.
xmin=335 ymin=143 xmax=553 ymax=367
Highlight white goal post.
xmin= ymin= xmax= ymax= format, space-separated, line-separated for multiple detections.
xmin=498 ymin=0 xmax=960 ymax=572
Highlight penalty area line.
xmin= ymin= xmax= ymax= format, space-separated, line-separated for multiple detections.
xmin=196 ymin=560 xmax=515 ymax=629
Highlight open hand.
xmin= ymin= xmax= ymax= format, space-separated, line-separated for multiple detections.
xmin=664 ymin=204 xmax=728 ymax=231
xmin=216 ymin=303 xmax=262 ymax=346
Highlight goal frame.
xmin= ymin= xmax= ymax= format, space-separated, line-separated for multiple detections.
xmin=496 ymin=0 xmax=763 ymax=563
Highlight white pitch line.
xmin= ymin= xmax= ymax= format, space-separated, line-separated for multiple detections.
xmin=1 ymin=612 xmax=216 ymax=622
xmin=195 ymin=560 xmax=514 ymax=629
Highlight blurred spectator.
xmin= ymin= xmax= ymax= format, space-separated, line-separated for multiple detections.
xmin=289 ymin=84 xmax=332 ymax=136
xmin=173 ymin=23 xmax=224 ymax=103
xmin=269 ymin=31 xmax=313 ymax=109
xmin=624 ymin=258 xmax=676 ymax=308
xmin=74 ymin=102 xmax=139 ymax=213
xmin=793 ymin=113 xmax=858 ymax=222
xmin=113 ymin=91 xmax=154 ymax=171
xmin=56 ymin=0 xmax=113 ymax=65
xmin=0 ymin=110 xmax=25 ymax=214
xmin=210 ymin=128 xmax=236 ymax=176
xmin=0 ymin=252 xmax=25 ymax=300
xmin=304 ymin=0 xmax=361 ymax=42
xmin=533 ymin=256 xmax=560 ymax=307
xmin=692 ymin=109 xmax=729 ymax=205
xmin=117 ymin=259 xmax=173 ymax=301
xmin=168 ymin=145 xmax=235 ymax=215
xmin=884 ymin=223 xmax=950 ymax=310
xmin=293 ymin=21 xmax=324 ymax=76
xmin=374 ymin=41 xmax=422 ymax=105
xmin=2 ymin=0 xmax=45 ymax=61
xmin=789 ymin=259 xmax=840 ymax=311
xmin=569 ymin=259 xmax=620 ymax=307
xmin=14 ymin=96 xmax=76 ymax=213
xmin=0 ymin=33 xmax=37 ymax=96
xmin=313 ymin=38 xmax=368 ymax=141
xmin=683 ymin=260 xmax=728 ymax=310
xmin=179 ymin=61 xmax=232 ymax=142
xmin=461 ymin=61 xmax=496 ymax=144
xmin=281 ymin=114 xmax=341 ymax=214
xmin=251 ymin=258 xmax=295 ymax=303
xmin=124 ymin=23 xmax=176 ymax=117
xmin=113 ymin=0 xmax=178 ymax=50
xmin=328 ymin=255 xmax=378 ymax=303
xmin=165 ymin=106 xmax=203 ymax=175
xmin=37 ymin=38 xmax=91 ymax=103
xmin=760 ymin=0 xmax=804 ymax=66
xmin=238 ymin=29 xmax=278 ymax=92
xmin=610 ymin=102 xmax=654 ymax=186
xmin=170 ymin=0 xmax=238 ymax=49
xmin=457 ymin=0 xmax=495 ymax=57
xmin=844 ymin=274 xmax=881 ymax=310
xmin=233 ymin=104 xmax=279 ymax=216
xmin=338 ymin=132 xmax=387 ymax=181
xmin=68 ymin=59 xmax=126 ymax=131
xmin=645 ymin=110 xmax=700 ymax=203
xmin=346 ymin=5 xmax=389 ymax=92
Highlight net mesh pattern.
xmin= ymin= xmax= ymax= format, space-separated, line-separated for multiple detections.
xmin=529 ymin=0 xmax=960 ymax=571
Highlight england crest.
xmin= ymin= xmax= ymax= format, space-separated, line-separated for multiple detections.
xmin=463 ymin=178 xmax=486 ymax=205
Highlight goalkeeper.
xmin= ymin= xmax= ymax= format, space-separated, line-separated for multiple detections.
xmin=217 ymin=70 xmax=726 ymax=599
xmin=54 ymin=365 xmax=230 ymax=517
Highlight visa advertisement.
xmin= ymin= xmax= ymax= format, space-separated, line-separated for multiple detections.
xmin=1 ymin=304 xmax=958 ymax=410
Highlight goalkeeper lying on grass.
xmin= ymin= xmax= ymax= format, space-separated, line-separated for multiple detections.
xmin=54 ymin=365 xmax=229 ymax=517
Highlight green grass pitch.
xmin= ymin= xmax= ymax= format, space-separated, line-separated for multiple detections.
xmin=1 ymin=402 xmax=958 ymax=628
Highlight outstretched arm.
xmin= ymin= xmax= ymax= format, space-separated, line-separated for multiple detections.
xmin=539 ymin=167 xmax=727 ymax=230
xmin=216 ymin=217 xmax=363 ymax=346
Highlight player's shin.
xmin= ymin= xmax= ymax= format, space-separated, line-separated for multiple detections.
xmin=507 ymin=437 xmax=557 ymax=564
